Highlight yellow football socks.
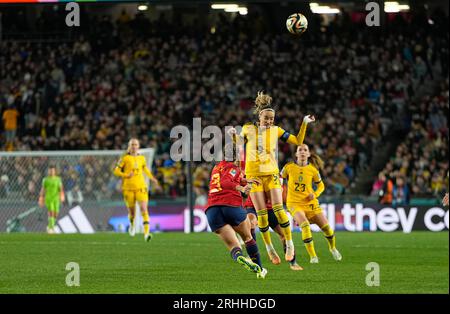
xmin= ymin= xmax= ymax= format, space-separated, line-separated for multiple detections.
xmin=321 ymin=224 xmax=336 ymax=250
xmin=128 ymin=211 xmax=135 ymax=226
xmin=300 ymin=221 xmax=317 ymax=258
xmin=142 ymin=210 xmax=150 ymax=235
xmin=257 ymin=208 xmax=272 ymax=246
xmin=272 ymin=203 xmax=292 ymax=241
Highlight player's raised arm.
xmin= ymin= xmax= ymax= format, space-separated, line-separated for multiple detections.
xmin=278 ymin=115 xmax=315 ymax=146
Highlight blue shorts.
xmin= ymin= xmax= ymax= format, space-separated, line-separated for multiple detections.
xmin=245 ymin=207 xmax=279 ymax=230
xmin=206 ymin=206 xmax=247 ymax=232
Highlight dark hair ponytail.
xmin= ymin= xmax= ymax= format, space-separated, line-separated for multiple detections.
xmin=309 ymin=152 xmax=324 ymax=171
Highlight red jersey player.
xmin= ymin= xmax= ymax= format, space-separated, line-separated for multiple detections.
xmin=205 ymin=143 xmax=267 ymax=279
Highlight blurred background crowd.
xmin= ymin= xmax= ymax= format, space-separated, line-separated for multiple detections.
xmin=1 ymin=3 xmax=448 ymax=204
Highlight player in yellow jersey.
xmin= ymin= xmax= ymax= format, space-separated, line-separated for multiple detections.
xmin=113 ymin=138 xmax=161 ymax=242
xmin=281 ymin=144 xmax=342 ymax=263
xmin=228 ymin=91 xmax=315 ymax=264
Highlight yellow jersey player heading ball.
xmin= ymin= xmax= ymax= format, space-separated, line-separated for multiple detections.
xmin=113 ymin=138 xmax=161 ymax=242
xmin=228 ymin=91 xmax=315 ymax=265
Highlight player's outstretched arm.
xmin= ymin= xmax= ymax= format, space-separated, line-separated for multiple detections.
xmin=298 ymin=115 xmax=315 ymax=144
xmin=282 ymin=115 xmax=315 ymax=146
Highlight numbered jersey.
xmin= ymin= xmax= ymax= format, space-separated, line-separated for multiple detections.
xmin=280 ymin=162 xmax=322 ymax=206
xmin=115 ymin=154 xmax=149 ymax=190
xmin=206 ymin=161 xmax=245 ymax=209
xmin=241 ymin=123 xmax=294 ymax=177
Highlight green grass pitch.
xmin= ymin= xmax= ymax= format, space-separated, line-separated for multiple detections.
xmin=0 ymin=232 xmax=448 ymax=294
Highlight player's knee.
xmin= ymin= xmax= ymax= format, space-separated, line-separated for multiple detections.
xmin=241 ymin=232 xmax=253 ymax=243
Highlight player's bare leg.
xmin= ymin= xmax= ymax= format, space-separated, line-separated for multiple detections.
xmin=247 ymin=212 xmax=258 ymax=241
xmin=251 ymin=191 xmax=280 ymax=265
xmin=216 ymin=224 xmax=262 ymax=276
xmin=310 ymin=213 xmax=342 ymax=261
xmin=269 ymin=188 xmax=295 ymax=262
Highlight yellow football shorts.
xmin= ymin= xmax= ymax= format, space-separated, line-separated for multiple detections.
xmin=248 ymin=174 xmax=282 ymax=193
xmin=287 ymin=203 xmax=323 ymax=221
xmin=123 ymin=188 xmax=148 ymax=208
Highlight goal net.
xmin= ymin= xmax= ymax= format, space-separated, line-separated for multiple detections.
xmin=0 ymin=149 xmax=155 ymax=233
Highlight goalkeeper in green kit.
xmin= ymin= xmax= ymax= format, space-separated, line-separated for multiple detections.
xmin=38 ymin=165 xmax=65 ymax=234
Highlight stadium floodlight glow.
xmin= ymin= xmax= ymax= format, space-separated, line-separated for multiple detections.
xmin=138 ymin=4 xmax=148 ymax=11
xmin=309 ymin=3 xmax=340 ymax=14
xmin=224 ymin=7 xmax=240 ymax=12
xmin=239 ymin=7 xmax=248 ymax=15
xmin=211 ymin=4 xmax=239 ymax=10
xmin=384 ymin=2 xmax=410 ymax=13
xmin=224 ymin=6 xmax=247 ymax=13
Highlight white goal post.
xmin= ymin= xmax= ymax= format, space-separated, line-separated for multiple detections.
xmin=0 ymin=148 xmax=155 ymax=233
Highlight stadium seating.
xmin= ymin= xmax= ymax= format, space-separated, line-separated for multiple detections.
xmin=1 ymin=8 xmax=448 ymax=199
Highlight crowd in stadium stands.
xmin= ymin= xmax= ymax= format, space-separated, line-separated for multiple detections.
xmin=371 ymin=79 xmax=449 ymax=204
xmin=1 ymin=7 xmax=448 ymax=201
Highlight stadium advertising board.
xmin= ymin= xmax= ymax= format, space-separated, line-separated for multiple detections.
xmin=2 ymin=202 xmax=447 ymax=233
xmin=194 ymin=204 xmax=447 ymax=233
xmin=110 ymin=203 xmax=449 ymax=234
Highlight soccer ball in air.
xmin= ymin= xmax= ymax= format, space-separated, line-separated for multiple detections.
xmin=286 ymin=13 xmax=308 ymax=35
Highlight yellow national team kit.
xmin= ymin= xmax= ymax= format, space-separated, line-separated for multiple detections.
xmin=240 ymin=122 xmax=307 ymax=193
xmin=113 ymin=154 xmax=155 ymax=208
xmin=281 ymin=162 xmax=325 ymax=220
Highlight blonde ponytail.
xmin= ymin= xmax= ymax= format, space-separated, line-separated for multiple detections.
xmin=254 ymin=91 xmax=274 ymax=115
